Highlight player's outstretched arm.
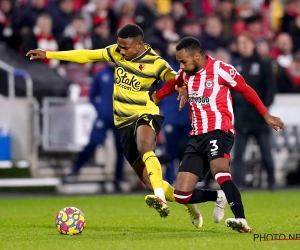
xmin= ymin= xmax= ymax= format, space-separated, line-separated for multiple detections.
xmin=26 ymin=49 xmax=46 ymax=60
xmin=220 ymin=63 xmax=285 ymax=132
xmin=26 ymin=48 xmax=108 ymax=63
xmin=263 ymin=112 xmax=285 ymax=132
xmin=231 ymin=73 xmax=284 ymax=131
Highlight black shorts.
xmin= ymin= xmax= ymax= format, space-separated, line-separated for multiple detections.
xmin=117 ymin=114 xmax=164 ymax=166
xmin=178 ymin=129 xmax=234 ymax=180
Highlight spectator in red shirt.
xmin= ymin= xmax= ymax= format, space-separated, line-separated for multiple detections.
xmin=21 ymin=13 xmax=59 ymax=69
xmin=270 ymin=32 xmax=294 ymax=69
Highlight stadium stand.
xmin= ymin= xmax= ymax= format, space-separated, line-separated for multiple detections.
xmin=0 ymin=0 xmax=300 ymax=193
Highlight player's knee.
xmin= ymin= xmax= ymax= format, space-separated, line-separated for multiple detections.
xmin=210 ymin=158 xmax=230 ymax=176
xmin=174 ymin=190 xmax=192 ymax=204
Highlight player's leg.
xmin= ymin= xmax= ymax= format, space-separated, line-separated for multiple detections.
xmin=131 ymin=160 xmax=152 ymax=190
xmin=211 ymin=160 xmax=252 ymax=233
xmin=208 ymin=131 xmax=252 ymax=233
xmin=136 ymin=124 xmax=170 ymax=217
xmin=136 ymin=124 xmax=166 ymax=199
xmin=131 ymin=141 xmax=203 ymax=224
xmin=174 ymin=136 xmax=226 ymax=209
xmin=175 ymin=172 xmax=204 ymax=229
xmin=197 ymin=155 xmax=228 ymax=224
xmin=135 ymin=116 xmax=170 ymax=217
xmin=255 ymin=131 xmax=275 ymax=190
xmin=174 ymin=150 xmax=219 ymax=228
xmin=117 ymin=118 xmax=173 ymax=216
xmin=131 ymin=160 xmax=175 ymax=202
xmin=131 ymin=159 xmax=170 ymax=218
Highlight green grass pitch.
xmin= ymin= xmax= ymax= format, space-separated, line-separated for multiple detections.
xmin=0 ymin=190 xmax=299 ymax=250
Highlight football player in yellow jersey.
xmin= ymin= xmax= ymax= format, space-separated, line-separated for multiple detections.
xmin=26 ymin=24 xmax=203 ymax=227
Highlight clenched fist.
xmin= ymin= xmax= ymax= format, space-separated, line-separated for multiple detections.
xmin=26 ymin=49 xmax=47 ymax=60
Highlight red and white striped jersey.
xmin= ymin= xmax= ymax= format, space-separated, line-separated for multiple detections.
xmin=156 ymin=55 xmax=268 ymax=136
xmin=176 ymin=56 xmax=243 ymax=136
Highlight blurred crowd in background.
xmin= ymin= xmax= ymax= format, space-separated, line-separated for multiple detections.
xmin=1 ymin=0 xmax=300 ymax=94
xmin=1 ymin=0 xmax=300 ymax=189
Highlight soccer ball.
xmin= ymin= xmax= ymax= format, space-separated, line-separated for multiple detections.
xmin=55 ymin=207 xmax=86 ymax=235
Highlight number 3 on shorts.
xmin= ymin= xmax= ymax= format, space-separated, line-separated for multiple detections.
xmin=210 ymin=140 xmax=218 ymax=151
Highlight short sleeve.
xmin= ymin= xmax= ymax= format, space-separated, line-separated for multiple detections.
xmin=154 ymin=58 xmax=177 ymax=81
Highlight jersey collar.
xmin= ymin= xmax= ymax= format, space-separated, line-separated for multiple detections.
xmin=198 ymin=55 xmax=213 ymax=73
xmin=131 ymin=43 xmax=152 ymax=62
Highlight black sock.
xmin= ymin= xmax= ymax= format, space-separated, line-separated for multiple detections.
xmin=188 ymin=188 xmax=218 ymax=204
xmin=221 ymin=180 xmax=245 ymax=218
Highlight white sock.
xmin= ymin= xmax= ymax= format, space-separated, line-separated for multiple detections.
xmin=154 ymin=188 xmax=166 ymax=202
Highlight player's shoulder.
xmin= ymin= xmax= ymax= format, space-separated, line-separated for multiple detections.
xmin=106 ymin=44 xmax=119 ymax=55
xmin=152 ymin=55 xmax=168 ymax=65
xmin=210 ymin=57 xmax=233 ymax=69
xmin=216 ymin=59 xmax=238 ymax=77
xmin=134 ymin=45 xmax=161 ymax=63
xmin=143 ymin=47 xmax=165 ymax=63
xmin=151 ymin=56 xmax=172 ymax=74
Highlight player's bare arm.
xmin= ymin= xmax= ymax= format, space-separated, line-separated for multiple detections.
xmin=27 ymin=48 xmax=107 ymax=63
xmin=237 ymin=84 xmax=285 ymax=132
xmin=228 ymin=70 xmax=285 ymax=132
xmin=26 ymin=49 xmax=46 ymax=60
xmin=263 ymin=112 xmax=285 ymax=131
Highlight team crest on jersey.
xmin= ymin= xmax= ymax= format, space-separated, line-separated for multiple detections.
xmin=139 ymin=64 xmax=145 ymax=71
xmin=205 ymin=79 xmax=214 ymax=89
xmin=229 ymin=69 xmax=235 ymax=76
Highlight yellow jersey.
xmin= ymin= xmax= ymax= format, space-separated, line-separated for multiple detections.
xmin=46 ymin=44 xmax=176 ymax=128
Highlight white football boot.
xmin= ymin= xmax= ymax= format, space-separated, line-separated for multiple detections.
xmin=185 ymin=204 xmax=203 ymax=229
xmin=225 ymin=218 xmax=253 ymax=233
xmin=213 ymin=190 xmax=227 ymax=223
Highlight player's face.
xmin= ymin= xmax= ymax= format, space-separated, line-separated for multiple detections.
xmin=176 ymin=49 xmax=198 ymax=76
xmin=117 ymin=37 xmax=141 ymax=60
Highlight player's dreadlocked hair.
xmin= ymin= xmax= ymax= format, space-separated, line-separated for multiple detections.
xmin=176 ymin=36 xmax=204 ymax=55
xmin=117 ymin=24 xmax=144 ymax=40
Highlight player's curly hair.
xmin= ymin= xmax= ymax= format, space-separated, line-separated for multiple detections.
xmin=117 ymin=24 xmax=144 ymax=39
xmin=176 ymin=36 xmax=203 ymax=54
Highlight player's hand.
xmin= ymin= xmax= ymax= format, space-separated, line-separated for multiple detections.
xmin=26 ymin=49 xmax=47 ymax=60
xmin=151 ymin=91 xmax=160 ymax=105
xmin=175 ymin=85 xmax=187 ymax=111
xmin=263 ymin=113 xmax=285 ymax=131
